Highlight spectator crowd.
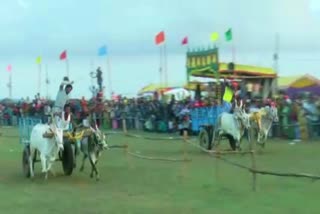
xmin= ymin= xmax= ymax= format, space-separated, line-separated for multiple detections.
xmin=1 ymin=83 xmax=320 ymax=141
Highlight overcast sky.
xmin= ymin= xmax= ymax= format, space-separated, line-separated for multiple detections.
xmin=1 ymin=0 xmax=320 ymax=99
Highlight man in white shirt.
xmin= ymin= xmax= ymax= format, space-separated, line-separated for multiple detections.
xmin=51 ymin=77 xmax=74 ymax=127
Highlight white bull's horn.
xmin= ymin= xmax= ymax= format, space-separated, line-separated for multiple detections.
xmin=61 ymin=111 xmax=65 ymax=121
xmin=96 ymin=124 xmax=101 ymax=132
xmin=90 ymin=126 xmax=96 ymax=133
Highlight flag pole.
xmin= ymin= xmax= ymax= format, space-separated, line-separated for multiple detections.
xmin=159 ymin=46 xmax=163 ymax=86
xmin=272 ymin=33 xmax=280 ymax=97
xmin=45 ymin=64 xmax=49 ymax=99
xmin=186 ymin=43 xmax=189 ymax=84
xmin=163 ymin=43 xmax=168 ymax=87
xmin=232 ymin=42 xmax=236 ymax=63
xmin=66 ymin=59 xmax=69 ymax=77
xmin=106 ymin=56 xmax=112 ymax=99
xmin=90 ymin=60 xmax=94 ymax=90
xmin=38 ymin=62 xmax=42 ymax=95
xmin=231 ymin=28 xmax=236 ymax=63
xmin=8 ymin=72 xmax=12 ymax=98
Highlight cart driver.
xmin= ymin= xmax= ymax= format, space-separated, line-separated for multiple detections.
xmin=51 ymin=76 xmax=74 ymax=128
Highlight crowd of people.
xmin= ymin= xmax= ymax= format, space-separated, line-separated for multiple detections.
xmin=1 ymin=76 xmax=320 ymax=141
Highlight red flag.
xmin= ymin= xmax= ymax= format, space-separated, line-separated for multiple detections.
xmin=155 ymin=31 xmax=165 ymax=45
xmin=7 ymin=64 xmax=12 ymax=72
xmin=181 ymin=36 xmax=188 ymax=45
xmin=59 ymin=50 xmax=67 ymax=60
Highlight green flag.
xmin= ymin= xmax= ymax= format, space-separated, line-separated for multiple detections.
xmin=225 ymin=28 xmax=232 ymax=42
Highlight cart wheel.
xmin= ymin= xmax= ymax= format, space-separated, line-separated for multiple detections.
xmin=22 ymin=146 xmax=32 ymax=178
xmin=62 ymin=141 xmax=74 ymax=176
xmin=199 ymin=129 xmax=212 ymax=150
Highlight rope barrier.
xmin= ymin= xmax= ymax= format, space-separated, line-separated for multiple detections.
xmin=105 ymin=130 xmax=190 ymax=141
xmin=126 ymin=150 xmax=191 ymax=162
xmin=185 ymin=139 xmax=320 ymax=181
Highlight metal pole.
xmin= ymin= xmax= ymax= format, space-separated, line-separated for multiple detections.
xmin=66 ymin=59 xmax=69 ymax=77
xmin=159 ymin=46 xmax=163 ymax=85
xmin=107 ymin=57 xmax=112 ymax=99
xmin=232 ymin=42 xmax=236 ymax=63
xmin=45 ymin=64 xmax=49 ymax=99
xmin=38 ymin=63 xmax=42 ymax=95
xmin=163 ymin=43 xmax=168 ymax=87
xmin=271 ymin=33 xmax=280 ymax=97
xmin=9 ymin=72 xmax=12 ymax=98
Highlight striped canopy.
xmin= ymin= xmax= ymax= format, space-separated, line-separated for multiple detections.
xmin=191 ymin=62 xmax=276 ymax=78
xmin=138 ymin=83 xmax=182 ymax=95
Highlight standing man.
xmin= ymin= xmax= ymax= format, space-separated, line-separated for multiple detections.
xmin=52 ymin=76 xmax=74 ymax=126
xmin=96 ymin=67 xmax=103 ymax=92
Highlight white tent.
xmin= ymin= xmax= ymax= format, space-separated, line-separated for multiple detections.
xmin=163 ymin=88 xmax=191 ymax=100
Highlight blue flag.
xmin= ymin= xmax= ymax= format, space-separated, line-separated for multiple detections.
xmin=98 ymin=45 xmax=107 ymax=56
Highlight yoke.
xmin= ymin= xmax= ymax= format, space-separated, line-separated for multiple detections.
xmin=42 ymin=128 xmax=94 ymax=143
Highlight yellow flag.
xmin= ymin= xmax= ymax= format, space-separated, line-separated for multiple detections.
xmin=210 ymin=32 xmax=219 ymax=42
xmin=36 ymin=56 xmax=42 ymax=64
xmin=223 ymin=86 xmax=233 ymax=102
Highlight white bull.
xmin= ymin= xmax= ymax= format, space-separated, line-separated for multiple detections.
xmin=213 ymin=100 xmax=251 ymax=151
xmin=249 ymin=105 xmax=279 ymax=147
xmin=29 ymin=115 xmax=70 ymax=179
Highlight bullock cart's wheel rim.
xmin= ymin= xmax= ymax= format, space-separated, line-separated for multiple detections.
xmin=62 ymin=141 xmax=75 ymax=176
xmin=22 ymin=147 xmax=31 ymax=178
xmin=199 ymin=129 xmax=211 ymax=150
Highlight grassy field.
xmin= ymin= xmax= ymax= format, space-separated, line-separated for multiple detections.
xmin=1 ymin=127 xmax=320 ymax=214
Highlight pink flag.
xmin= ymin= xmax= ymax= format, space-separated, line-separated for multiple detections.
xmin=181 ymin=36 xmax=188 ymax=45
xmin=7 ymin=65 xmax=12 ymax=72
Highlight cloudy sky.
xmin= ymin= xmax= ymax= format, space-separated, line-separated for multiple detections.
xmin=1 ymin=0 xmax=320 ymax=99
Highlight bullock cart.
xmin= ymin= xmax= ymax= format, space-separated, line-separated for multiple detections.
xmin=19 ymin=117 xmax=91 ymax=178
xmin=190 ymin=102 xmax=237 ymax=150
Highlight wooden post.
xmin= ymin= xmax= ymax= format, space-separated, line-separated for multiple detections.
xmin=122 ymin=118 xmax=127 ymax=135
xmin=213 ymin=135 xmax=220 ymax=182
xmin=178 ymin=129 xmax=189 ymax=181
xmin=250 ymin=130 xmax=257 ymax=191
xmin=183 ymin=130 xmax=188 ymax=160
xmin=124 ymin=143 xmax=132 ymax=169
xmin=214 ymin=147 xmax=220 ymax=181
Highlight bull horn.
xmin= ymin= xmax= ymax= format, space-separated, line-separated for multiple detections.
xmin=95 ymin=124 xmax=100 ymax=132
xmin=90 ymin=126 xmax=96 ymax=133
xmin=50 ymin=113 xmax=55 ymax=124
xmin=62 ymin=111 xmax=65 ymax=121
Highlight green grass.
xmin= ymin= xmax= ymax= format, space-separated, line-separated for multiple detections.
xmin=1 ymin=127 xmax=320 ymax=214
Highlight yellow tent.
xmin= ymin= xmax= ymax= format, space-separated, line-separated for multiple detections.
xmin=184 ymin=81 xmax=207 ymax=91
xmin=278 ymin=75 xmax=303 ymax=89
xmin=278 ymin=74 xmax=320 ymax=89
xmin=138 ymin=83 xmax=184 ymax=95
